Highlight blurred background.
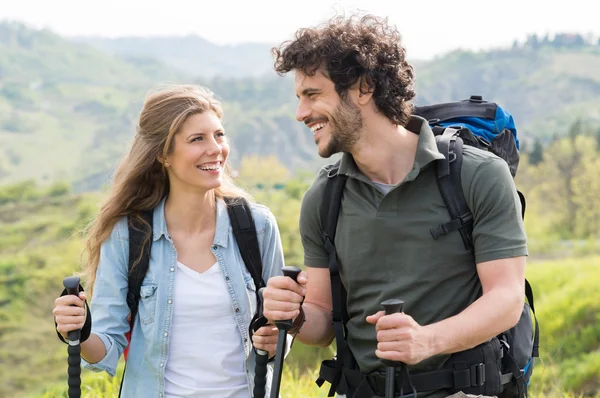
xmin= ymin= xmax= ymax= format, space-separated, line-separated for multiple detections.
xmin=0 ymin=0 xmax=599 ymax=397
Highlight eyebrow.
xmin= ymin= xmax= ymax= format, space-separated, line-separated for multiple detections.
xmin=187 ymin=129 xmax=225 ymax=139
xmin=296 ymin=87 xmax=320 ymax=99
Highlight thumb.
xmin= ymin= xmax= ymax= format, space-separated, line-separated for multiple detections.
xmin=297 ymin=271 xmax=308 ymax=286
xmin=79 ymin=292 xmax=87 ymax=301
xmin=366 ymin=311 xmax=385 ymax=325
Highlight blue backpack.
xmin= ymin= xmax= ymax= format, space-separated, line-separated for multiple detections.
xmin=415 ymin=95 xmax=539 ymax=397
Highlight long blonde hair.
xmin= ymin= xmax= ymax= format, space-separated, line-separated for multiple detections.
xmin=83 ymin=84 xmax=251 ymax=293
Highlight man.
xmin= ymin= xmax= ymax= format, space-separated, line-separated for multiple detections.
xmin=260 ymin=14 xmax=527 ymax=398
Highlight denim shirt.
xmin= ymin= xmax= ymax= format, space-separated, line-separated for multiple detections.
xmin=82 ymin=197 xmax=285 ymax=397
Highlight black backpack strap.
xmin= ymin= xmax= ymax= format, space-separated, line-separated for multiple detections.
xmin=316 ymin=164 xmax=353 ymax=397
xmin=224 ymin=197 xmax=268 ymax=336
xmin=225 ymin=197 xmax=265 ymax=292
xmin=121 ymin=209 xmax=153 ymax=398
xmin=526 ymin=279 xmax=539 ymax=358
xmin=431 ymin=128 xmax=474 ymax=251
xmin=127 ymin=210 xmax=154 ymax=321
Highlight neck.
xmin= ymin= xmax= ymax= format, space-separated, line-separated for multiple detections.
xmin=350 ymin=116 xmax=419 ymax=185
xmin=164 ymin=187 xmax=217 ymax=236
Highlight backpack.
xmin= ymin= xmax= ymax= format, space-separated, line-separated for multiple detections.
xmin=315 ymin=96 xmax=539 ymax=398
xmin=122 ymin=197 xmax=269 ymax=395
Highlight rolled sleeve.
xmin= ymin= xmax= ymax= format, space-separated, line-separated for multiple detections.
xmin=82 ymin=218 xmax=131 ymax=375
xmin=468 ymin=158 xmax=528 ymax=264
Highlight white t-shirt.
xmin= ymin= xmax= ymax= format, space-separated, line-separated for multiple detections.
xmin=164 ymin=261 xmax=249 ymax=398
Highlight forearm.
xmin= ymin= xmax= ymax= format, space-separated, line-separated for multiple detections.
xmin=294 ymin=302 xmax=334 ymax=347
xmin=79 ymin=333 xmax=108 ymax=364
xmin=427 ymin=287 xmax=523 ymax=355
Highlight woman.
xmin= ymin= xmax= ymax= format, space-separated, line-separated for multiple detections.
xmin=53 ymin=84 xmax=284 ymax=397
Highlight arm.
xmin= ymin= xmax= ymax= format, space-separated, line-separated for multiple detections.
xmin=81 ymin=218 xmax=131 ymax=375
xmin=427 ymin=256 xmax=525 ymax=354
xmin=369 ymin=157 xmax=528 ymax=364
xmin=293 ymin=266 xmax=334 ymax=347
xmin=54 ymin=293 xmax=108 ymax=363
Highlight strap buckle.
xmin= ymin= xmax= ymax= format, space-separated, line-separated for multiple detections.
xmin=471 ymin=363 xmax=486 ymax=387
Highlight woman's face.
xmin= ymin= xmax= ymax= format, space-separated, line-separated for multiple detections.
xmin=165 ymin=111 xmax=230 ymax=194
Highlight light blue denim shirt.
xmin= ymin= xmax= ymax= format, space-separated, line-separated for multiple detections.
xmin=82 ymin=197 xmax=285 ymax=397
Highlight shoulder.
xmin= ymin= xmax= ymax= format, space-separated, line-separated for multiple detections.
xmin=248 ymin=201 xmax=277 ymax=233
xmin=108 ymin=216 xmax=130 ymax=243
xmin=460 ymin=145 xmax=512 ymax=184
xmin=301 ymin=163 xmax=337 ymax=215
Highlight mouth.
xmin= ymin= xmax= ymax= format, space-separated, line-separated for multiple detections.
xmin=196 ymin=161 xmax=223 ymax=172
xmin=308 ymin=120 xmax=328 ymax=140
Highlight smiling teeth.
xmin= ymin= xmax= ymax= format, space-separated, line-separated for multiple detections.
xmin=199 ymin=162 xmax=221 ymax=170
xmin=310 ymin=122 xmax=326 ymax=133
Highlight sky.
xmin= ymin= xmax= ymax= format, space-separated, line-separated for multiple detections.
xmin=1 ymin=0 xmax=599 ymax=60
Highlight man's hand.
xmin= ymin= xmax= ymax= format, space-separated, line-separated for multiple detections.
xmin=262 ymin=271 xmax=307 ymax=323
xmin=252 ymin=325 xmax=279 ymax=358
xmin=366 ymin=311 xmax=436 ymax=365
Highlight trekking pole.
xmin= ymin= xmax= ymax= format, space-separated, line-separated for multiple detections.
xmin=381 ymin=299 xmax=404 ymax=398
xmin=270 ymin=266 xmax=302 ymax=398
xmin=63 ymin=276 xmax=82 ymax=398
xmin=253 ymin=287 xmax=268 ymax=398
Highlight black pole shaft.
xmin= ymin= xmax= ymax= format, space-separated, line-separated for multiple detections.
xmin=63 ymin=276 xmax=82 ymax=398
xmin=253 ymin=287 xmax=268 ymax=398
xmin=381 ymin=299 xmax=404 ymax=398
xmin=270 ymin=266 xmax=302 ymax=398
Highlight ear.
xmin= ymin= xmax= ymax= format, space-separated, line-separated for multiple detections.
xmin=354 ymin=76 xmax=374 ymax=106
xmin=157 ymin=156 xmax=170 ymax=167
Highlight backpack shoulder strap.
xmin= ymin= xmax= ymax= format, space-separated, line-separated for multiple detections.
xmin=225 ymin=197 xmax=265 ymax=291
xmin=318 ymin=162 xmax=354 ymax=397
xmin=431 ymin=128 xmax=474 ymax=251
xmin=433 ymin=129 xmax=540 ymax=362
xmin=127 ymin=210 xmax=154 ymax=321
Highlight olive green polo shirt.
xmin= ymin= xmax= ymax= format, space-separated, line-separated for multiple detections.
xmin=299 ymin=116 xmax=527 ymax=397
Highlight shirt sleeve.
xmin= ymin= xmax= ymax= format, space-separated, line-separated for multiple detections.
xmin=467 ymin=158 xmax=528 ymax=264
xmin=81 ymin=218 xmax=130 ymax=376
xmin=299 ymin=172 xmax=330 ymax=268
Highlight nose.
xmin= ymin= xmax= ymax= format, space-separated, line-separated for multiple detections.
xmin=296 ymin=98 xmax=311 ymax=122
xmin=206 ymin=135 xmax=222 ymax=155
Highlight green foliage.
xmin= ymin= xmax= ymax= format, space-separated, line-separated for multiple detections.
xmin=3 ymin=22 xmax=600 ymax=189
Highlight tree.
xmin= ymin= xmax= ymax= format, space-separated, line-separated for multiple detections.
xmin=528 ymin=139 xmax=544 ymax=165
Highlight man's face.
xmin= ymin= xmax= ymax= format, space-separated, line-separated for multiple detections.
xmin=294 ymin=70 xmax=363 ymax=158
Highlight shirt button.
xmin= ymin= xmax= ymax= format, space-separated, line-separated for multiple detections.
xmin=235 ymin=308 xmax=240 ymax=313
xmin=170 ymin=267 xmax=175 ymax=272
xmin=225 ymin=276 xmax=230 ymax=281
xmin=244 ymin=338 xmax=248 ymax=343
xmin=164 ymin=332 xmax=168 ymax=337
xmin=167 ymin=300 xmax=172 ymax=304
xmin=160 ymin=363 xmax=164 ymax=367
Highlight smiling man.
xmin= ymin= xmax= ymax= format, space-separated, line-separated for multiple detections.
xmin=262 ymin=14 xmax=528 ymax=398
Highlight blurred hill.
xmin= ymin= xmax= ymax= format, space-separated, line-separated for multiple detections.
xmin=2 ymin=21 xmax=600 ymax=191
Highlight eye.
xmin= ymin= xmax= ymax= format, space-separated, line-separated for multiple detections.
xmin=191 ymin=136 xmax=203 ymax=142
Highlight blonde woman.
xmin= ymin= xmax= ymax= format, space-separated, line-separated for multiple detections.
xmin=53 ymin=85 xmax=284 ymax=397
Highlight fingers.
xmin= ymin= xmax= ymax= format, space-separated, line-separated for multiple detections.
xmin=366 ymin=313 xmax=414 ymax=331
xmin=252 ymin=326 xmax=278 ymax=355
xmin=296 ymin=271 xmax=308 ymax=287
xmin=365 ymin=310 xmax=385 ymax=324
xmin=55 ymin=294 xmax=85 ymax=308
xmin=267 ymin=274 xmax=306 ymax=297
xmin=54 ymin=293 xmax=87 ymax=336
xmin=253 ymin=325 xmax=279 ymax=337
xmin=263 ymin=275 xmax=306 ymax=322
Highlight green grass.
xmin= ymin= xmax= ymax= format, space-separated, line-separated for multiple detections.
xmin=32 ymin=256 xmax=600 ymax=398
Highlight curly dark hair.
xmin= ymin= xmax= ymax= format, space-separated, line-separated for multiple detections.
xmin=272 ymin=14 xmax=416 ymax=126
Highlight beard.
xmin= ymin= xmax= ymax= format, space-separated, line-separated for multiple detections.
xmin=318 ymin=96 xmax=363 ymax=158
